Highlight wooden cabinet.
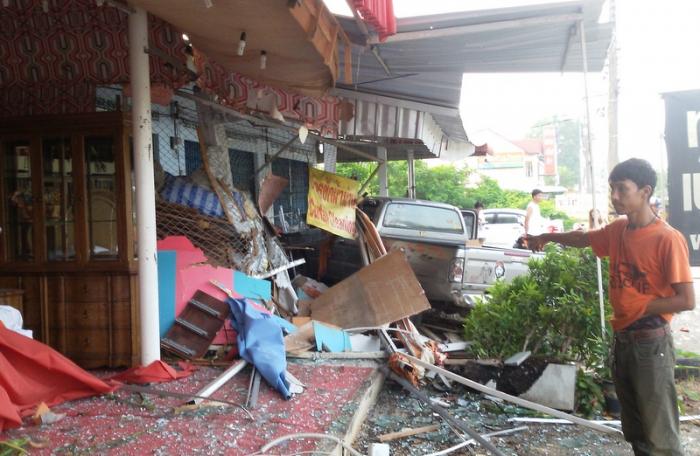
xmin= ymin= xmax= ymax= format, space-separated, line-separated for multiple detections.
xmin=0 ymin=112 xmax=139 ymax=368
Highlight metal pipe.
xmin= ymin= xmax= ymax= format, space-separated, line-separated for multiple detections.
xmin=579 ymin=20 xmax=607 ymax=338
xmin=358 ymin=163 xmax=381 ymax=195
xmin=128 ymin=4 xmax=160 ymax=365
xmin=192 ymin=359 xmax=248 ymax=404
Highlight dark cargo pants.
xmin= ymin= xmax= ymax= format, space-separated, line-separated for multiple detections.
xmin=613 ymin=327 xmax=683 ymax=456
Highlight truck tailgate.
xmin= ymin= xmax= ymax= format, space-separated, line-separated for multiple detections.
xmin=462 ymin=247 xmax=539 ymax=291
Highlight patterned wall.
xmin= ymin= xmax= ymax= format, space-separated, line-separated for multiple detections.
xmin=0 ymin=0 xmax=189 ymax=116
xmin=0 ymin=0 xmax=343 ymax=137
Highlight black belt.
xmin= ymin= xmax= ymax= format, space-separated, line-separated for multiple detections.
xmin=625 ymin=314 xmax=667 ymax=331
xmin=615 ymin=324 xmax=671 ymax=342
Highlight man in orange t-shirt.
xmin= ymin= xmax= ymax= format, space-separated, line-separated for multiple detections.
xmin=528 ymin=158 xmax=695 ymax=455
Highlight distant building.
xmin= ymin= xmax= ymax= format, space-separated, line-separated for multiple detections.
xmin=465 ymin=130 xmax=544 ymax=193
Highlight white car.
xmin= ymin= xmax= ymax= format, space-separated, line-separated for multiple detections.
xmin=477 ymin=208 xmax=562 ymax=248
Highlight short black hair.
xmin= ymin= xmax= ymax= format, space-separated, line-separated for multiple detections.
xmin=609 ymin=158 xmax=656 ymax=194
xmin=474 ymin=201 xmax=484 ymax=209
xmin=531 ymin=189 xmax=543 ymax=197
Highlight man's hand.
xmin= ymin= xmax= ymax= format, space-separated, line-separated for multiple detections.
xmin=525 ymin=234 xmax=548 ymax=252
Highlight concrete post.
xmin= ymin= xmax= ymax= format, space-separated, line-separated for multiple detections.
xmin=407 ymin=150 xmax=416 ymax=199
xmin=323 ymin=143 xmax=337 ymax=173
xmin=378 ymin=146 xmax=388 ymax=196
xmin=129 ymin=5 xmax=160 ymax=365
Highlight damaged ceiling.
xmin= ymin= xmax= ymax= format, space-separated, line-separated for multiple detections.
xmin=129 ymin=0 xmax=353 ymax=97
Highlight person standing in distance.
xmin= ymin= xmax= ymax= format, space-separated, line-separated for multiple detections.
xmin=524 ymin=188 xmax=544 ymax=236
xmin=527 ymin=158 xmax=695 ymax=455
xmin=474 ymin=201 xmax=486 ymax=228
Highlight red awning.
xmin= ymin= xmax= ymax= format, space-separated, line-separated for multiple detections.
xmin=351 ymin=0 xmax=396 ymax=41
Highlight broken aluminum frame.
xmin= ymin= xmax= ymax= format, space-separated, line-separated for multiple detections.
xmin=399 ymin=352 xmax=621 ymax=435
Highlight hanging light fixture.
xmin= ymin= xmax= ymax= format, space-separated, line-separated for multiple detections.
xmin=260 ymin=51 xmax=267 ymax=70
xmin=203 ymin=0 xmax=212 ymax=8
xmin=237 ymin=32 xmax=247 ymax=56
xmin=182 ymin=33 xmax=190 ymax=42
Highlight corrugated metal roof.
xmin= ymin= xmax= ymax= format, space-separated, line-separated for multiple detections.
xmin=334 ymin=0 xmax=612 ymax=148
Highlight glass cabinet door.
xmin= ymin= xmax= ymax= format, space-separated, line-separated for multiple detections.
xmin=3 ymin=141 xmax=34 ymax=261
xmin=85 ymin=136 xmax=118 ymax=259
xmin=42 ymin=138 xmax=76 ymax=261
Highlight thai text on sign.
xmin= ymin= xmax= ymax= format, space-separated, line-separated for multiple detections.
xmin=307 ymin=167 xmax=360 ymax=239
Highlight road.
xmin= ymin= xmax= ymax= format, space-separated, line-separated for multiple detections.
xmin=670 ymin=267 xmax=700 ymax=355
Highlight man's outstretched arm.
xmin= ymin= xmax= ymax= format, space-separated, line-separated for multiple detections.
xmin=526 ymin=231 xmax=592 ymax=251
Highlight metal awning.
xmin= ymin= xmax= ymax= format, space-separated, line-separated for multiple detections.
xmin=333 ymin=0 xmax=612 ymax=155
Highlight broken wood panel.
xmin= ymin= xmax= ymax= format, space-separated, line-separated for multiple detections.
xmin=309 ymin=251 xmax=430 ymax=329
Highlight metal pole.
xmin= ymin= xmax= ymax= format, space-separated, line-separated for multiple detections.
xmin=579 ymin=20 xmax=607 ymax=337
xmin=129 ymin=5 xmax=160 ymax=364
xmin=377 ymin=146 xmax=388 ymax=196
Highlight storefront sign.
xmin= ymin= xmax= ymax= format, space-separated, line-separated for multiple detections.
xmin=664 ymin=90 xmax=700 ymax=265
xmin=307 ymin=168 xmax=360 ymax=239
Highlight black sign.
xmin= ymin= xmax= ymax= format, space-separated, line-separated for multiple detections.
xmin=664 ymin=90 xmax=700 ymax=266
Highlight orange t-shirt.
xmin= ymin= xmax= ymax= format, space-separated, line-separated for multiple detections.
xmin=588 ymin=217 xmax=693 ymax=331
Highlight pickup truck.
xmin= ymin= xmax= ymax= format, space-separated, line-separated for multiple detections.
xmin=322 ymin=197 xmax=543 ymax=310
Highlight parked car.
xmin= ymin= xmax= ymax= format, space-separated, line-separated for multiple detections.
xmin=478 ymin=208 xmax=562 ymax=248
xmin=322 ymin=197 xmax=543 ymax=309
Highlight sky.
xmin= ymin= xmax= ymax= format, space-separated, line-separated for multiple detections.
xmin=324 ymin=0 xmax=700 ymax=171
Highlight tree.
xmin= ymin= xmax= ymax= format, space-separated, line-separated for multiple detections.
xmin=336 ymin=161 xmax=471 ymax=208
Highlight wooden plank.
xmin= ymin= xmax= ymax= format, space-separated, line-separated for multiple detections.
xmin=309 ymin=251 xmax=430 ymax=328
xmin=331 ymin=369 xmax=385 ymax=456
xmin=378 ymin=424 xmax=440 ymax=443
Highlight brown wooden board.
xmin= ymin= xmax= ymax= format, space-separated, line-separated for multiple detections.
xmin=309 ymin=251 xmax=430 ymax=328
xmin=161 ymin=290 xmax=230 ymax=360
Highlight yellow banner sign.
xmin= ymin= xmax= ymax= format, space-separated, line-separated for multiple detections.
xmin=307 ymin=167 xmax=360 ymax=239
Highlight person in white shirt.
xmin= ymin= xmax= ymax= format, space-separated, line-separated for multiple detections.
xmin=474 ymin=201 xmax=486 ymax=228
xmin=524 ymin=189 xmax=544 ymax=236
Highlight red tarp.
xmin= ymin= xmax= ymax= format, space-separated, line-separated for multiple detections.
xmin=107 ymin=360 xmax=196 ymax=385
xmin=0 ymin=322 xmax=114 ymax=431
xmin=0 ymin=322 xmax=197 ymax=432
xmin=351 ymin=0 xmax=396 ymax=41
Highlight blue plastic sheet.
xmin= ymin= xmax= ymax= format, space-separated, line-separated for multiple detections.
xmin=227 ymin=298 xmax=291 ymax=399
